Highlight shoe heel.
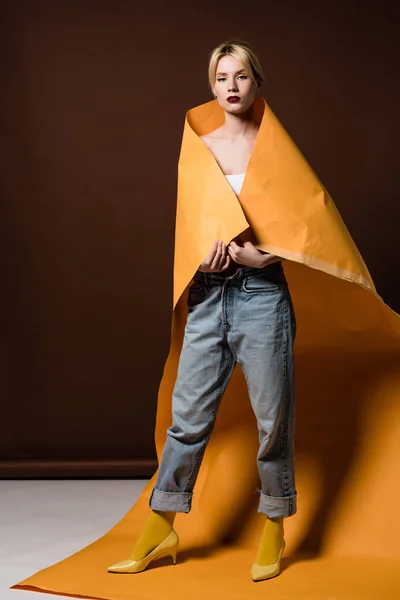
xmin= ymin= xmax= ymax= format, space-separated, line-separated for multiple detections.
xmin=170 ymin=546 xmax=178 ymax=565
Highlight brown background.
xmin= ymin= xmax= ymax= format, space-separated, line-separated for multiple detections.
xmin=1 ymin=0 xmax=399 ymax=477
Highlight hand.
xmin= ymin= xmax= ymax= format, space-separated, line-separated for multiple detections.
xmin=228 ymin=240 xmax=281 ymax=268
xmin=198 ymin=240 xmax=231 ymax=272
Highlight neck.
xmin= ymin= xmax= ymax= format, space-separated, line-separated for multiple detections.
xmin=222 ymin=106 xmax=257 ymax=138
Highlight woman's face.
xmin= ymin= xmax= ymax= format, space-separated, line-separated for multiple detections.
xmin=212 ymin=54 xmax=258 ymax=114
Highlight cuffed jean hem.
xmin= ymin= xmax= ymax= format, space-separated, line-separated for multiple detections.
xmin=258 ymin=490 xmax=297 ymax=518
xmin=149 ymin=488 xmax=192 ymax=513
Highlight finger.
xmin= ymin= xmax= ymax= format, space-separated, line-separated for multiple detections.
xmin=217 ymin=242 xmax=227 ymax=269
xmin=204 ymin=240 xmax=220 ymax=268
xmin=210 ymin=239 xmax=220 ymax=255
xmin=228 ymin=248 xmax=237 ymax=263
xmin=210 ymin=240 xmax=223 ymax=271
xmin=201 ymin=243 xmax=220 ymax=270
xmin=206 ymin=240 xmax=219 ymax=262
xmin=221 ymin=255 xmax=231 ymax=271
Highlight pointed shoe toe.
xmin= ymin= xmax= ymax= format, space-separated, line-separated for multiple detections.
xmin=107 ymin=530 xmax=179 ymax=574
xmin=108 ymin=559 xmax=138 ymax=573
xmin=251 ymin=539 xmax=286 ymax=582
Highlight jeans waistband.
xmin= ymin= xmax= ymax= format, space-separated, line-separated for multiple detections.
xmin=194 ymin=260 xmax=284 ymax=284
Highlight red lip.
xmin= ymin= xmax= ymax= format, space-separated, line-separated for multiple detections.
xmin=227 ymin=96 xmax=240 ymax=103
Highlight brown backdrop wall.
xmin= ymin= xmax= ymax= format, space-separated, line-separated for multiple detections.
xmin=1 ymin=0 xmax=399 ymax=477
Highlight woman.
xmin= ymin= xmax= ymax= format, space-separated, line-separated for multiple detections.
xmin=108 ymin=40 xmax=297 ymax=582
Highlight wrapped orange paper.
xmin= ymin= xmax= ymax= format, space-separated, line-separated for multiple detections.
xmin=12 ymin=98 xmax=400 ymax=600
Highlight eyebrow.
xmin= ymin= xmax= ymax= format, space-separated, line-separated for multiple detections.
xmin=216 ymin=69 xmax=247 ymax=76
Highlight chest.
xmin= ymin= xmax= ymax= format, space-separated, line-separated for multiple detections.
xmin=207 ymin=137 xmax=255 ymax=175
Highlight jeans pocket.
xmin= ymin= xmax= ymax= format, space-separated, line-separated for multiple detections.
xmin=187 ymin=276 xmax=208 ymax=308
xmin=190 ymin=279 xmax=205 ymax=293
xmin=243 ymin=275 xmax=286 ymax=294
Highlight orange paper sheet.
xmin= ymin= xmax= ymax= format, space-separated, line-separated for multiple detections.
xmin=12 ymin=99 xmax=400 ymax=599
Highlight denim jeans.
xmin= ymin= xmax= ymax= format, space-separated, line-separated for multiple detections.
xmin=149 ymin=261 xmax=297 ymax=518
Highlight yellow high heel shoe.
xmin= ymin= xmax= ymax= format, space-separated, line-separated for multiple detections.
xmin=107 ymin=529 xmax=179 ymax=574
xmin=251 ymin=539 xmax=286 ymax=581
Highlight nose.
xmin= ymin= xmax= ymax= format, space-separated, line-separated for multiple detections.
xmin=228 ymin=78 xmax=238 ymax=92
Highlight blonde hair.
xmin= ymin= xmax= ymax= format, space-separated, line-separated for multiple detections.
xmin=208 ymin=40 xmax=264 ymax=90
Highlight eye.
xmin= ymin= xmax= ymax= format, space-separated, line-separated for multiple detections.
xmin=217 ymin=77 xmax=226 ymax=82
xmin=237 ymin=75 xmax=248 ymax=80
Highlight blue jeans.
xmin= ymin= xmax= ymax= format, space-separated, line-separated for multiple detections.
xmin=150 ymin=261 xmax=297 ymax=518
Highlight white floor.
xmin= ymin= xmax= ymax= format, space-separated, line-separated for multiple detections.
xmin=0 ymin=479 xmax=149 ymax=599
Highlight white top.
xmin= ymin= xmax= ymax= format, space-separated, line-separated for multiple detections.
xmin=225 ymin=173 xmax=245 ymax=196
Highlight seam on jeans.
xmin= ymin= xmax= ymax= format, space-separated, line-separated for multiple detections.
xmin=184 ymin=351 xmax=235 ymax=493
xmin=221 ymin=281 xmax=228 ymax=334
xmin=226 ymin=282 xmax=235 ymax=333
xmin=289 ymin=353 xmax=296 ymax=448
xmin=280 ymin=298 xmax=290 ymax=496
xmin=282 ymin=298 xmax=289 ymax=380
xmin=280 ymin=421 xmax=289 ymax=496
xmin=284 ymin=285 xmax=297 ymax=340
xmin=286 ymin=293 xmax=296 ymax=500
